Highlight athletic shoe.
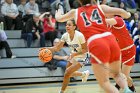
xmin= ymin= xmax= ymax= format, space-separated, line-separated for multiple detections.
xmin=129 ymin=85 xmax=136 ymax=92
xmin=115 ymin=84 xmax=120 ymax=90
xmin=11 ymin=55 xmax=16 ymax=59
xmin=124 ymin=87 xmax=134 ymax=93
xmin=59 ymin=90 xmax=64 ymax=93
xmin=82 ymin=70 xmax=90 ymax=82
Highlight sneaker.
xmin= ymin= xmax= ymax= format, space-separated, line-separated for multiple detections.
xmin=115 ymin=83 xmax=120 ymax=90
xmin=81 ymin=70 xmax=90 ymax=82
xmin=124 ymin=87 xmax=134 ymax=93
xmin=11 ymin=55 xmax=16 ymax=59
xmin=129 ymin=85 xmax=136 ymax=92
xmin=59 ymin=90 xmax=64 ymax=93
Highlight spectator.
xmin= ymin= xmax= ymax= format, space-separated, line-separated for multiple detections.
xmin=18 ymin=0 xmax=27 ymax=17
xmin=1 ymin=0 xmax=22 ymax=30
xmin=0 ymin=30 xmax=16 ymax=58
xmin=50 ymin=0 xmax=71 ymax=16
xmin=23 ymin=0 xmax=39 ymax=22
xmin=36 ymin=0 xmax=51 ymax=12
xmin=130 ymin=12 xmax=140 ymax=35
xmin=21 ymin=13 xmax=45 ymax=48
xmin=0 ymin=0 xmax=6 ymax=30
xmin=39 ymin=12 xmax=58 ymax=46
xmin=121 ymin=0 xmax=136 ymax=9
xmin=119 ymin=2 xmax=126 ymax=10
xmin=53 ymin=38 xmax=69 ymax=72
xmin=134 ymin=21 xmax=140 ymax=63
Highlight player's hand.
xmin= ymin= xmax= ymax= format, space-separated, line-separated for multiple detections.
xmin=39 ymin=47 xmax=46 ymax=51
xmin=63 ymin=56 xmax=69 ymax=60
xmin=67 ymin=53 xmax=75 ymax=61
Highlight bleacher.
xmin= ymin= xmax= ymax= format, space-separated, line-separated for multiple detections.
xmin=0 ymin=30 xmax=139 ymax=85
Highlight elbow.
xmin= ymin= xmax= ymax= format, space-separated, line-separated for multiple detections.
xmin=55 ymin=17 xmax=63 ymax=22
xmin=55 ymin=15 xmax=65 ymax=22
xmin=120 ymin=10 xmax=131 ymax=19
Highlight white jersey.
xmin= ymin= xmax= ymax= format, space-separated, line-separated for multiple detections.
xmin=61 ymin=30 xmax=86 ymax=54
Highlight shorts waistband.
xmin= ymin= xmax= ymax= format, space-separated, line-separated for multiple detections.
xmin=87 ymin=32 xmax=112 ymax=45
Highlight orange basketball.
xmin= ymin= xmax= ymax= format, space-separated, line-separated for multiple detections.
xmin=38 ymin=48 xmax=52 ymax=63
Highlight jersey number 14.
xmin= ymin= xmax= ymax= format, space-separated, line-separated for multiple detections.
xmin=80 ymin=9 xmax=103 ymax=27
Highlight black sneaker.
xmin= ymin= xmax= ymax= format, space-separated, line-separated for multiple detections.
xmin=115 ymin=84 xmax=120 ymax=90
xmin=129 ymin=85 xmax=136 ymax=92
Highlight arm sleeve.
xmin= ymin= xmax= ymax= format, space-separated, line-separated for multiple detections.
xmin=61 ymin=33 xmax=67 ymax=42
xmin=78 ymin=32 xmax=86 ymax=44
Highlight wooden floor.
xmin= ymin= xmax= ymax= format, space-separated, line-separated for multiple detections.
xmin=0 ymin=79 xmax=140 ymax=93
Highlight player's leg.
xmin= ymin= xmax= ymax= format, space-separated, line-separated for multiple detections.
xmin=91 ymin=63 xmax=119 ymax=93
xmin=60 ymin=62 xmax=81 ymax=93
xmin=60 ymin=62 xmax=89 ymax=93
xmin=122 ymin=64 xmax=136 ymax=92
xmin=110 ymin=61 xmax=133 ymax=93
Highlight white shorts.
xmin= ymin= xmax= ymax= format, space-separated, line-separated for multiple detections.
xmin=69 ymin=53 xmax=89 ymax=66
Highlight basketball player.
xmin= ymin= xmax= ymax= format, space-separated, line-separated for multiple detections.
xmin=106 ymin=16 xmax=136 ymax=92
xmin=48 ymin=20 xmax=90 ymax=93
xmin=55 ymin=0 xmax=133 ymax=93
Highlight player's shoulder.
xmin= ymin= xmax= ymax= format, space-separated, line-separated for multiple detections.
xmin=62 ymin=32 xmax=69 ymax=37
xmin=75 ymin=30 xmax=84 ymax=37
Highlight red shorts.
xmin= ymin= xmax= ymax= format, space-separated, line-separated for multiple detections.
xmin=87 ymin=32 xmax=121 ymax=64
xmin=121 ymin=45 xmax=136 ymax=66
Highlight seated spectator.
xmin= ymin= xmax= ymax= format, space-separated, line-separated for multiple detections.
xmin=23 ymin=0 xmax=39 ymax=22
xmin=121 ymin=0 xmax=136 ymax=9
xmin=1 ymin=0 xmax=22 ymax=30
xmin=0 ymin=30 xmax=16 ymax=58
xmin=134 ymin=21 xmax=140 ymax=63
xmin=39 ymin=12 xmax=58 ymax=46
xmin=53 ymin=38 xmax=69 ymax=72
xmin=50 ymin=0 xmax=71 ymax=16
xmin=21 ymin=13 xmax=45 ymax=48
xmin=0 ymin=1 xmax=6 ymax=30
xmin=119 ymin=1 xmax=126 ymax=10
xmin=18 ymin=0 xmax=27 ymax=17
xmin=35 ymin=0 xmax=51 ymax=12
xmin=130 ymin=12 xmax=140 ymax=34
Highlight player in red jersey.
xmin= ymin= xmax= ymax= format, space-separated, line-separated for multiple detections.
xmin=55 ymin=0 xmax=133 ymax=93
xmin=106 ymin=16 xmax=136 ymax=92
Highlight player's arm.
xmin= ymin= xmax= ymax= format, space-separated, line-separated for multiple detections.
xmin=55 ymin=8 xmax=75 ymax=22
xmin=47 ymin=41 xmax=65 ymax=53
xmin=106 ymin=18 xmax=117 ymax=26
xmin=100 ymin=5 xmax=131 ymax=19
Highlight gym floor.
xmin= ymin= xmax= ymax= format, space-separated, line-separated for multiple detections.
xmin=0 ymin=78 xmax=140 ymax=93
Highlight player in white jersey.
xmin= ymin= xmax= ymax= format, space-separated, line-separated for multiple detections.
xmin=48 ymin=20 xmax=90 ymax=93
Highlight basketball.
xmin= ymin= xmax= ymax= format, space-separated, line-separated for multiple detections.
xmin=38 ymin=48 xmax=52 ymax=63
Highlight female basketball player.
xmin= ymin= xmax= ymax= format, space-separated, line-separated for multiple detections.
xmin=48 ymin=20 xmax=90 ymax=93
xmin=55 ymin=0 xmax=133 ymax=93
xmin=106 ymin=16 xmax=136 ymax=92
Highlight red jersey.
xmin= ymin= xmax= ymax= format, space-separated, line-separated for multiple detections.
xmin=111 ymin=16 xmax=134 ymax=50
xmin=76 ymin=5 xmax=108 ymax=40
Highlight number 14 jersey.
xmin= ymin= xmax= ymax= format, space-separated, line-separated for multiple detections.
xmin=75 ymin=4 xmax=108 ymax=40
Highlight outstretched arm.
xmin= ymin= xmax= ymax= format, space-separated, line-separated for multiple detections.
xmin=100 ymin=5 xmax=131 ymax=19
xmin=55 ymin=8 xmax=76 ymax=22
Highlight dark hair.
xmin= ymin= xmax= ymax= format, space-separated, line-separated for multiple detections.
xmin=71 ymin=20 xmax=76 ymax=26
xmin=78 ymin=0 xmax=91 ymax=5
xmin=67 ymin=20 xmax=77 ymax=30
